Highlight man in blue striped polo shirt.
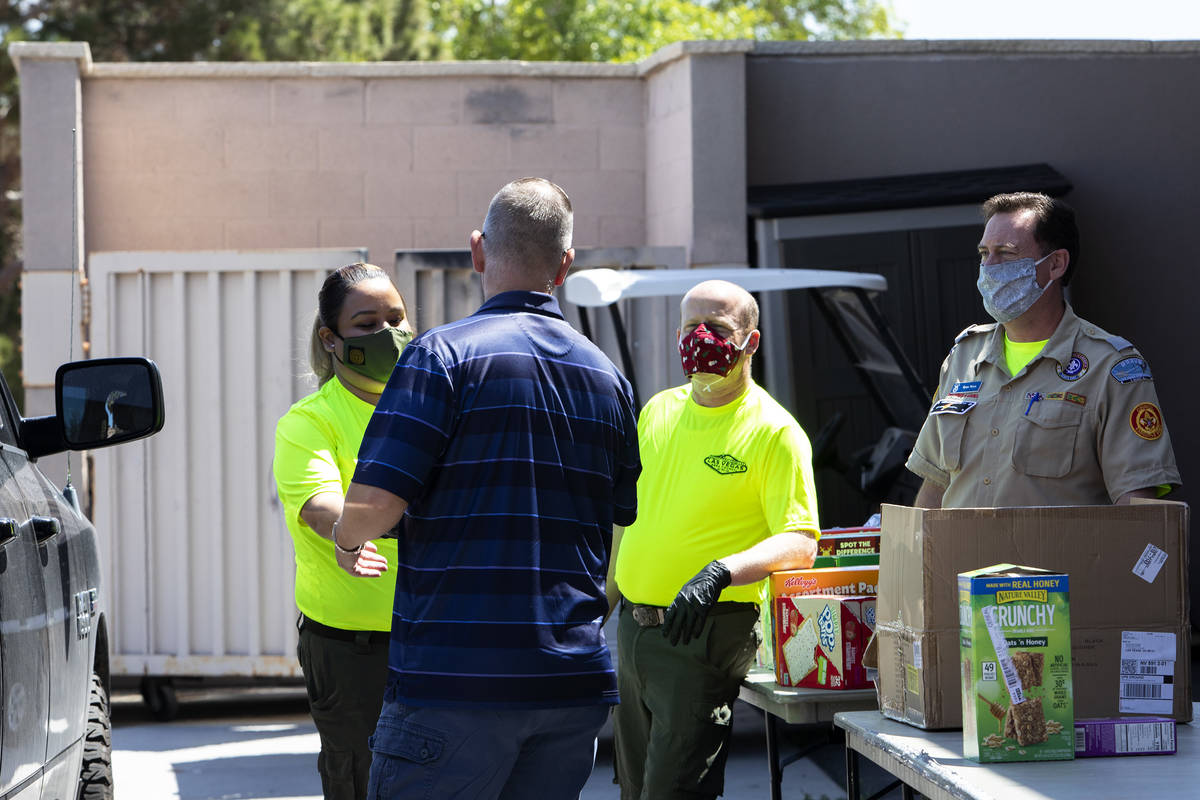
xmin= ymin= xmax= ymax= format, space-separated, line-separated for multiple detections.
xmin=332 ymin=177 xmax=641 ymax=799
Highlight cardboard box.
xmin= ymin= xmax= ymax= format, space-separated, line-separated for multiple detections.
xmin=774 ymin=594 xmax=875 ymax=688
xmin=1074 ymin=717 xmax=1177 ymax=757
xmin=959 ymin=565 xmax=1074 ymax=762
xmin=870 ymin=500 xmax=1191 ymax=730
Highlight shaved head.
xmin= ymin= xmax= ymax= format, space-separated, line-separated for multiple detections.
xmin=681 ymin=280 xmax=759 ymax=333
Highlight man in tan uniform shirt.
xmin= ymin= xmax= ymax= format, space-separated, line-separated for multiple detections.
xmin=907 ymin=192 xmax=1180 ymax=508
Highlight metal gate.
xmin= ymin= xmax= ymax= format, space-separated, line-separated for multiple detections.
xmin=87 ymin=248 xmax=365 ymax=681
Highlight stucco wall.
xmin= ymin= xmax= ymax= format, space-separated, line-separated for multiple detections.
xmin=81 ymin=71 xmax=648 ymax=272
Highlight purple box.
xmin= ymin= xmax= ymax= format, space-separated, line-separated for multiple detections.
xmin=1074 ymin=717 xmax=1176 ymax=757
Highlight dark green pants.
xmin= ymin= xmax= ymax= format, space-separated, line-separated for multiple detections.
xmin=297 ymin=622 xmax=390 ymax=800
xmin=613 ymin=602 xmax=760 ymax=800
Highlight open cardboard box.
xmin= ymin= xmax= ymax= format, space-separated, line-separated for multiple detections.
xmin=866 ymin=499 xmax=1190 ymax=730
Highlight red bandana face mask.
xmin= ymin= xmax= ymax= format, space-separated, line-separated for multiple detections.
xmin=679 ymin=323 xmax=746 ymax=377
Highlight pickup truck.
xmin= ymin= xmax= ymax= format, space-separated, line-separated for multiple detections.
xmin=0 ymin=357 xmax=163 ymax=800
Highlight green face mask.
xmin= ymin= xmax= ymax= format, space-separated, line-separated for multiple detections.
xmin=333 ymin=327 xmax=413 ymax=384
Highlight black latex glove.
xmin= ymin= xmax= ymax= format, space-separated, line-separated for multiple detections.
xmin=662 ymin=560 xmax=732 ymax=646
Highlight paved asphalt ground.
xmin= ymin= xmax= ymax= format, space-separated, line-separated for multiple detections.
xmin=115 ymin=632 xmax=1199 ymax=799
xmin=111 ymin=612 xmax=857 ymax=799
xmin=111 ymin=683 xmax=849 ymax=800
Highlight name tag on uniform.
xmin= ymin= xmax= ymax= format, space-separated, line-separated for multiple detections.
xmin=931 ymin=398 xmax=977 ymax=415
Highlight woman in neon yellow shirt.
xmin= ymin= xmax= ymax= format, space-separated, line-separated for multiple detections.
xmin=273 ymin=262 xmax=412 ymax=800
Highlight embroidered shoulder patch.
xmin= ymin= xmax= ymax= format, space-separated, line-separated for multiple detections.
xmin=704 ymin=454 xmax=748 ymax=475
xmin=1111 ymin=356 xmax=1152 ymax=384
xmin=1130 ymin=402 xmax=1164 ymax=441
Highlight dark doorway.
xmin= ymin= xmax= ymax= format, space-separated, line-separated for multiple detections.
xmin=777 ymin=225 xmax=982 ymax=526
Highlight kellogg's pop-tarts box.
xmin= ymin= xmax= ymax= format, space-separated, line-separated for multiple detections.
xmin=757 ymin=564 xmax=880 ymax=680
xmin=774 ymin=594 xmax=876 ymax=688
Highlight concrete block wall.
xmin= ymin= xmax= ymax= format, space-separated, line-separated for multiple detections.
xmin=79 ymin=71 xmax=650 ymax=284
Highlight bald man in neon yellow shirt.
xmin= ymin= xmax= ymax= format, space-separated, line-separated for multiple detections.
xmin=611 ymin=279 xmax=820 ymax=800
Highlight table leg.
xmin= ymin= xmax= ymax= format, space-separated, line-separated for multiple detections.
xmin=901 ymin=785 xmax=915 ymax=800
xmin=765 ymin=710 xmax=782 ymax=800
xmin=844 ymin=744 xmax=860 ymax=800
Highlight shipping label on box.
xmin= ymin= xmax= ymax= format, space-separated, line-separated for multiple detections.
xmin=774 ymin=594 xmax=875 ymax=689
xmin=959 ymin=564 xmax=1074 ymax=762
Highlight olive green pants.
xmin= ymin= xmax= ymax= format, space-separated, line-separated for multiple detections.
xmin=297 ymin=624 xmax=390 ymax=800
xmin=613 ymin=602 xmax=760 ymax=800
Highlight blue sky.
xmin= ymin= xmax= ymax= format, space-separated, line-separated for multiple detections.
xmin=890 ymin=0 xmax=1200 ymax=39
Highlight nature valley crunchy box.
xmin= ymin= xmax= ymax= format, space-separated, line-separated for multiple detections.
xmin=959 ymin=564 xmax=1074 ymax=762
xmin=774 ymin=594 xmax=875 ymax=688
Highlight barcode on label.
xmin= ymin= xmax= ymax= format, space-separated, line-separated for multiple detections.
xmin=982 ymin=606 xmax=1024 ymax=705
xmin=1074 ymin=728 xmax=1086 ymax=752
xmin=1121 ymin=659 xmax=1174 ymax=675
xmin=998 ymin=658 xmax=1023 ymax=699
xmin=1132 ymin=544 xmax=1168 ymax=583
xmin=1121 ymin=683 xmax=1165 ymax=699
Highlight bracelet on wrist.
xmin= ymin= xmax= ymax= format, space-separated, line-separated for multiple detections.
xmin=332 ymin=520 xmax=363 ymax=556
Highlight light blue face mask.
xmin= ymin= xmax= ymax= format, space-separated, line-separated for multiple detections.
xmin=977 ymin=253 xmax=1054 ymax=324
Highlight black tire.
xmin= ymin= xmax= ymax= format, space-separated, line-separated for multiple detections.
xmin=140 ymin=676 xmax=180 ymax=722
xmin=79 ymin=670 xmax=113 ymax=800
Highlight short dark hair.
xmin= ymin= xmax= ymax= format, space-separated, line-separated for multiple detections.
xmin=481 ymin=177 xmax=573 ymax=282
xmin=982 ymin=192 xmax=1080 ymax=286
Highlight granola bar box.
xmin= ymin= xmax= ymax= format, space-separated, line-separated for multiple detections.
xmin=959 ymin=564 xmax=1074 ymax=762
xmin=1074 ymin=716 xmax=1176 ymax=757
xmin=774 ymin=594 xmax=875 ymax=689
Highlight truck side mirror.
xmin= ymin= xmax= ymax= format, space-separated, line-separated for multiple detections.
xmin=57 ymin=357 xmax=165 ymax=450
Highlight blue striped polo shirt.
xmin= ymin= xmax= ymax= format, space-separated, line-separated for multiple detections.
xmin=354 ymin=290 xmax=640 ymax=708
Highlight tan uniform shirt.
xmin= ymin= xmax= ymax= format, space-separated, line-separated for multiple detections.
xmin=907 ymin=305 xmax=1180 ymax=507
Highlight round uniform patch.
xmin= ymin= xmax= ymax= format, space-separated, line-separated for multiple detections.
xmin=1130 ymin=402 xmax=1164 ymax=441
xmin=1057 ymin=352 xmax=1089 ymax=381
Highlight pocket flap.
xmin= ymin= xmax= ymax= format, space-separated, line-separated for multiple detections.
xmin=1025 ymin=398 xmax=1083 ymax=429
xmin=369 ymin=717 xmax=445 ymax=764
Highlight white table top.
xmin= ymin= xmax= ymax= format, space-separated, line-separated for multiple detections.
xmin=739 ymin=667 xmax=878 ymax=724
xmin=834 ymin=706 xmax=1198 ymax=800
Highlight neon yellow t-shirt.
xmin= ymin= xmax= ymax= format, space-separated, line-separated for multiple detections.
xmin=615 ymin=382 xmax=820 ymax=606
xmin=273 ymin=377 xmax=398 ymax=631
xmin=1003 ymin=333 xmax=1049 ymax=377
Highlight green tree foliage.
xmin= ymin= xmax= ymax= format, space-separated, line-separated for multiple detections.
xmin=3 ymin=0 xmax=437 ymax=62
xmin=435 ymin=0 xmax=898 ymax=63
xmin=712 ymin=0 xmax=898 ymax=40
xmin=432 ymin=0 xmax=766 ymax=62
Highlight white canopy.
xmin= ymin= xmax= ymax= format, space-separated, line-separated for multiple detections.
xmin=562 ymin=266 xmax=888 ymax=308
